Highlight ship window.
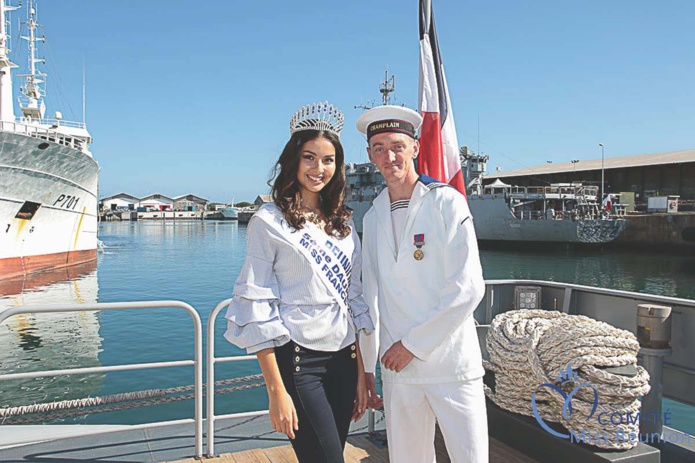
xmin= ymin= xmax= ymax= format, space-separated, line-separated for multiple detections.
xmin=15 ymin=201 xmax=41 ymax=220
xmin=38 ymin=142 xmax=49 ymax=150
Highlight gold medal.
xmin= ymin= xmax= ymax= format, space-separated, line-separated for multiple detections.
xmin=414 ymin=249 xmax=424 ymax=260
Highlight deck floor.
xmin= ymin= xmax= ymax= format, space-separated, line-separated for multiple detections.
xmin=168 ymin=434 xmax=537 ymax=463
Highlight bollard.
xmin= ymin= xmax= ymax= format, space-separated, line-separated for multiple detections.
xmin=637 ymin=303 xmax=672 ymax=439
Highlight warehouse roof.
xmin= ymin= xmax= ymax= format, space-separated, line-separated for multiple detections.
xmin=486 ymin=149 xmax=695 ymax=179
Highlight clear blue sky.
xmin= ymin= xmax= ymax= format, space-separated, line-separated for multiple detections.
xmin=19 ymin=0 xmax=695 ymax=203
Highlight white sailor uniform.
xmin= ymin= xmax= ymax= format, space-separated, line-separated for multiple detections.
xmin=360 ymin=175 xmax=488 ymax=463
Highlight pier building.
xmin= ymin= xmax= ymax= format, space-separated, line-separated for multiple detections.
xmin=101 ymin=193 xmax=140 ymax=211
xmin=483 ymin=149 xmax=695 ymax=208
xmin=174 ymin=194 xmax=208 ymax=212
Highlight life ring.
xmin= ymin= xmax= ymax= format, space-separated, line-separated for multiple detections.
xmin=669 ymin=201 xmax=677 ymax=209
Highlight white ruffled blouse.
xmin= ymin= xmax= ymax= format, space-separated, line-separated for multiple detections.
xmin=224 ymin=204 xmax=374 ymax=354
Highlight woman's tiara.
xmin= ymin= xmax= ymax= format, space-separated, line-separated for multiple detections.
xmin=289 ymin=101 xmax=344 ymax=137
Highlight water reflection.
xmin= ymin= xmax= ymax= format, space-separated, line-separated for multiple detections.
xmin=0 ymin=261 xmax=104 ymax=409
xmin=480 ymin=244 xmax=695 ymax=300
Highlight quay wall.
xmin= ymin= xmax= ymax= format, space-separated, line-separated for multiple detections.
xmin=614 ymin=212 xmax=695 ymax=251
xmin=238 ymin=210 xmax=254 ymax=223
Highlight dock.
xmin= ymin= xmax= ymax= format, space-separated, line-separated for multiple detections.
xmin=615 ymin=211 xmax=695 ymax=251
xmin=168 ymin=433 xmax=537 ymax=463
xmin=99 ymin=210 xmax=240 ymax=222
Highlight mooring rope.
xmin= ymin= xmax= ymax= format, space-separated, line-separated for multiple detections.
xmin=484 ymin=309 xmax=651 ymax=450
xmin=0 ymin=374 xmax=264 ymax=424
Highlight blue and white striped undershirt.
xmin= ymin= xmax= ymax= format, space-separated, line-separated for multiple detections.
xmin=390 ymin=200 xmax=410 ymax=250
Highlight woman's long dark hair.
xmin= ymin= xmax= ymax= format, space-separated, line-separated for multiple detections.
xmin=270 ymin=129 xmax=351 ymax=238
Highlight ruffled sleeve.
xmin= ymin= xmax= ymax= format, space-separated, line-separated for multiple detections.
xmin=347 ymin=225 xmax=375 ymax=335
xmin=224 ymin=217 xmax=291 ymax=353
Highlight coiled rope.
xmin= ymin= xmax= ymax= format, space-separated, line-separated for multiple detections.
xmin=0 ymin=374 xmax=264 ymax=425
xmin=484 ymin=309 xmax=651 ymax=450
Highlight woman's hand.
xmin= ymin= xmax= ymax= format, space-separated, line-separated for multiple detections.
xmin=256 ymin=348 xmax=298 ymax=439
xmin=269 ymin=389 xmax=299 ymax=439
xmin=364 ymin=372 xmax=383 ymax=409
xmin=352 ymin=341 xmax=369 ymax=421
xmin=352 ymin=370 xmax=368 ymax=421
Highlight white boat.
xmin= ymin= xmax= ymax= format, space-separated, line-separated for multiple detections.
xmin=219 ymin=205 xmax=239 ymax=220
xmin=0 ymin=1 xmax=99 ymax=280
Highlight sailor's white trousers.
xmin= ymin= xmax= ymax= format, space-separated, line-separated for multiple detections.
xmin=383 ymin=377 xmax=488 ymax=463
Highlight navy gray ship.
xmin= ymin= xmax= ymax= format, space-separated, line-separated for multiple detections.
xmin=346 ymin=146 xmax=626 ymax=243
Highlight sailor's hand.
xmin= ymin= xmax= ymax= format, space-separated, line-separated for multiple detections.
xmin=269 ymin=389 xmax=299 ymax=439
xmin=364 ymin=372 xmax=383 ymax=409
xmin=381 ymin=341 xmax=414 ymax=372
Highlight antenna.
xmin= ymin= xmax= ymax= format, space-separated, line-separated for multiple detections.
xmin=379 ymin=67 xmax=396 ymax=106
xmin=477 ymin=115 xmax=480 ymax=155
xmin=354 ymin=67 xmax=398 ymax=111
xmin=82 ymin=57 xmax=86 ymax=124
xmin=354 ymin=100 xmax=374 ymax=111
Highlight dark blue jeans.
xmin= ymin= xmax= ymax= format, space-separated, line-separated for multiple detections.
xmin=275 ymin=340 xmax=358 ymax=463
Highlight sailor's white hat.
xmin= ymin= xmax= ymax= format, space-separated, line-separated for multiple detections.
xmin=356 ymin=105 xmax=423 ymax=141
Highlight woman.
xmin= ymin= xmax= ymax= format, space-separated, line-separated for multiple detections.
xmin=224 ymin=101 xmax=374 ymax=463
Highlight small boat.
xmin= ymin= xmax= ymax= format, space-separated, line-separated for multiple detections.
xmin=218 ymin=205 xmax=239 ymax=220
xmin=0 ymin=1 xmax=99 ymax=279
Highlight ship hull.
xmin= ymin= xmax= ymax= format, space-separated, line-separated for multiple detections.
xmin=0 ymin=131 xmax=99 ymax=279
xmin=468 ymin=196 xmax=626 ymax=243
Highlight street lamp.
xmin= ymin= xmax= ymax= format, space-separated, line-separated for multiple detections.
xmin=571 ymin=159 xmax=579 ymax=171
xmin=598 ymin=143 xmax=605 ymax=202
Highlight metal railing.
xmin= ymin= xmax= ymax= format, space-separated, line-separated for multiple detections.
xmin=0 ymin=300 xmax=204 ymax=458
xmin=0 ymin=120 xmax=90 ymax=152
xmin=3 ymin=282 xmax=694 ymax=459
xmin=206 ymin=298 xmax=268 ymax=458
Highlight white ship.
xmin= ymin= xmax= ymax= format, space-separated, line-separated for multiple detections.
xmin=0 ymin=1 xmax=99 ymax=280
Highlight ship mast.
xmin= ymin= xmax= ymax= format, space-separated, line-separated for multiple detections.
xmin=379 ymin=68 xmax=395 ymax=106
xmin=0 ymin=1 xmax=20 ymax=122
xmin=355 ymin=68 xmax=397 ymax=111
xmin=18 ymin=0 xmax=46 ymax=121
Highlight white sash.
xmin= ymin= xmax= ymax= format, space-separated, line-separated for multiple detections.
xmin=256 ymin=207 xmax=353 ymax=317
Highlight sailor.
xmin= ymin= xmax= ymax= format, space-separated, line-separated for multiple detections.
xmin=357 ymin=106 xmax=488 ymax=463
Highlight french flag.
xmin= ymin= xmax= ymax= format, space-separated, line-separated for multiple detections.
xmin=418 ymin=0 xmax=466 ymax=197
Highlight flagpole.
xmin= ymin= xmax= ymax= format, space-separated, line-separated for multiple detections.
xmin=418 ymin=0 xmax=467 ymax=197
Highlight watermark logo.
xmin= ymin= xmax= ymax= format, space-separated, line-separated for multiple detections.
xmin=530 ymin=363 xmax=689 ymax=446
xmin=531 ymin=364 xmax=598 ymax=439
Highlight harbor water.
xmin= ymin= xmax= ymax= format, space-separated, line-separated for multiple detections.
xmin=1 ymin=220 xmax=694 ymax=434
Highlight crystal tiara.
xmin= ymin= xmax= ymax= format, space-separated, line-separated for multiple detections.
xmin=289 ymin=101 xmax=344 ymax=136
